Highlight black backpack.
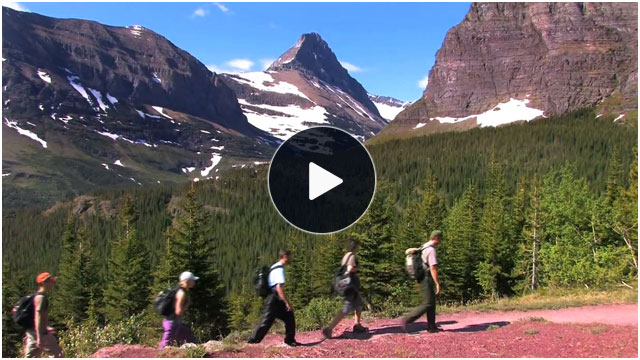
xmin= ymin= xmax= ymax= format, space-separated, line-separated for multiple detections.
xmin=254 ymin=265 xmax=283 ymax=297
xmin=12 ymin=293 xmax=37 ymax=329
xmin=412 ymin=251 xmax=426 ymax=283
xmin=333 ymin=253 xmax=357 ymax=296
xmin=154 ymin=286 xmax=180 ymax=316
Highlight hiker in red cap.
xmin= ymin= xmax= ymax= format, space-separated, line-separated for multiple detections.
xmin=24 ymin=272 xmax=63 ymax=358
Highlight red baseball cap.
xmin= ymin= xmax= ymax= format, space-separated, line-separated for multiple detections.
xmin=36 ymin=272 xmax=57 ymax=284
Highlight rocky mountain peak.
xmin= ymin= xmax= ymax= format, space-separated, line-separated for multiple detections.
xmin=387 ymin=1 xmax=637 ymax=135
xmin=269 ymin=32 xmax=380 ymax=117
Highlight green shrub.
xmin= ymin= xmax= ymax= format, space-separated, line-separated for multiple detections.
xmin=59 ymin=313 xmax=155 ymax=357
xmin=184 ymin=344 xmax=207 ymax=358
xmin=296 ymin=297 xmax=343 ymax=331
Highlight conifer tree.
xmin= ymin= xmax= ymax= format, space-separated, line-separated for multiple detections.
xmin=441 ymin=184 xmax=480 ymax=303
xmin=2 ymin=262 xmax=24 ymax=358
xmin=103 ymin=195 xmax=151 ymax=322
xmin=153 ymin=187 xmax=229 ymax=340
xmin=285 ymin=230 xmax=313 ymax=307
xmin=416 ymin=169 xmax=445 ymax=236
xmin=309 ymin=233 xmax=344 ymax=297
xmin=52 ymin=217 xmax=99 ymax=326
xmin=476 ymin=154 xmax=514 ymax=298
xmin=349 ymin=194 xmax=396 ymax=309
xmin=613 ymin=147 xmax=638 ymax=271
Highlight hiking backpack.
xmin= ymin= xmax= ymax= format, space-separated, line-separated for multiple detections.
xmin=12 ymin=293 xmax=36 ymax=329
xmin=405 ymin=245 xmax=431 ymax=282
xmin=254 ymin=265 xmax=283 ymax=298
xmin=333 ymin=253 xmax=356 ymax=297
xmin=154 ymin=286 xmax=180 ymax=316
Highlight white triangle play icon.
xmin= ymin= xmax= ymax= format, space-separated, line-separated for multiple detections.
xmin=309 ymin=162 xmax=343 ymax=200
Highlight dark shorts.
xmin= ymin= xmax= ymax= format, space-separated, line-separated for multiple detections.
xmin=342 ymin=292 xmax=364 ymax=315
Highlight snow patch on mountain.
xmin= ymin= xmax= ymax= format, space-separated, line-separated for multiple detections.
xmin=88 ymin=88 xmax=109 ymax=112
xmin=67 ymin=76 xmax=94 ymax=107
xmin=232 ymin=72 xmax=309 ymax=100
xmin=238 ymin=99 xmax=329 ymax=140
xmin=4 ymin=118 xmax=48 ymax=148
xmin=430 ymin=98 xmax=545 ymax=128
xmin=37 ymin=70 xmax=51 ymax=84
xmin=151 ymin=106 xmax=173 ymax=119
xmin=201 ymin=153 xmax=223 ymax=177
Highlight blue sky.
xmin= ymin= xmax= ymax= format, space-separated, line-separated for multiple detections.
xmin=8 ymin=2 xmax=470 ymax=101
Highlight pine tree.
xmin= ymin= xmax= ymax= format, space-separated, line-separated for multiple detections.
xmin=613 ymin=147 xmax=638 ymax=271
xmin=309 ymin=233 xmax=344 ymax=298
xmin=476 ymin=154 xmax=514 ymax=298
xmin=441 ymin=184 xmax=480 ymax=303
xmin=2 ymin=261 xmax=25 ymax=358
xmin=605 ymin=147 xmax=623 ymax=206
xmin=52 ymin=216 xmax=99 ymax=326
xmin=349 ymin=194 xmax=396 ymax=309
xmin=103 ymin=195 xmax=151 ymax=322
xmin=153 ymin=187 xmax=229 ymax=340
xmin=416 ymin=169 xmax=445 ymax=236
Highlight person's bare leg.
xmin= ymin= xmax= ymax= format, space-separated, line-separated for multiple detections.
xmin=354 ymin=309 xmax=361 ymax=325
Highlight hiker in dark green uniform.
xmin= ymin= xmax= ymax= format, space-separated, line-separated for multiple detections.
xmin=401 ymin=230 xmax=442 ymax=333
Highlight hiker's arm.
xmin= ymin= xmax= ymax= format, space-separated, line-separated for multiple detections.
xmin=275 ymin=284 xmax=292 ymax=311
xmin=33 ymin=296 xmax=44 ymax=346
xmin=175 ymin=290 xmax=186 ymax=317
xmin=430 ymin=265 xmax=441 ymax=295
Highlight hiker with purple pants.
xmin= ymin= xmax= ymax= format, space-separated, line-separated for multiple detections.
xmin=158 ymin=272 xmax=198 ymax=349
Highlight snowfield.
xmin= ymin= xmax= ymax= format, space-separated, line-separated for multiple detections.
xmin=372 ymin=100 xmax=409 ymax=121
xmin=232 ymin=72 xmax=309 ymax=100
xmin=430 ymin=98 xmax=545 ymax=127
xmin=238 ymin=99 xmax=329 ymax=140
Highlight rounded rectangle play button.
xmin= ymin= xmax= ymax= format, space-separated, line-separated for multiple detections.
xmin=268 ymin=126 xmax=376 ymax=234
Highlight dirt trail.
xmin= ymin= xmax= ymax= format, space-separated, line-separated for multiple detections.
xmin=93 ymin=304 xmax=638 ymax=358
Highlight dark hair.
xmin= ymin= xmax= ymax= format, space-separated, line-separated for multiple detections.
xmin=279 ymin=249 xmax=291 ymax=258
xmin=346 ymin=240 xmax=358 ymax=252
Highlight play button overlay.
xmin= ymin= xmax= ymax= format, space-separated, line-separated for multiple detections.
xmin=309 ymin=162 xmax=343 ymax=200
xmin=268 ymin=126 xmax=376 ymax=234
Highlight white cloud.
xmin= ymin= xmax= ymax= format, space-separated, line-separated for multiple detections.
xmin=340 ymin=61 xmax=364 ymax=73
xmin=207 ymin=64 xmax=225 ymax=73
xmin=207 ymin=58 xmax=257 ymax=74
xmin=191 ymin=8 xmax=208 ymax=18
xmin=226 ymin=59 xmax=254 ymax=71
xmin=259 ymin=59 xmax=275 ymax=70
xmin=213 ymin=2 xmax=230 ymax=13
xmin=418 ymin=75 xmax=429 ymax=89
xmin=3 ymin=1 xmax=29 ymax=12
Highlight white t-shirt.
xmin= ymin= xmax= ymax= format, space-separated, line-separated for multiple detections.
xmin=268 ymin=261 xmax=285 ymax=288
xmin=421 ymin=240 xmax=438 ymax=267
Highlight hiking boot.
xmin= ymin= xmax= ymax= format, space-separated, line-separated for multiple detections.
xmin=427 ymin=324 xmax=442 ymax=333
xmin=352 ymin=324 xmax=369 ymax=333
xmin=322 ymin=327 xmax=333 ymax=339
xmin=285 ymin=340 xmax=302 ymax=347
xmin=400 ymin=318 xmax=410 ymax=333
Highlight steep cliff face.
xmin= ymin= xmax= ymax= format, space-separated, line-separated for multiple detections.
xmin=220 ymin=33 xmax=387 ymax=141
xmin=388 ymin=2 xmax=637 ymax=134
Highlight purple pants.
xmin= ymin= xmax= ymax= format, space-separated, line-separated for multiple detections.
xmin=158 ymin=318 xmax=196 ymax=349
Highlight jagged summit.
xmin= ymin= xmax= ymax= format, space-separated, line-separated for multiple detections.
xmin=267 ymin=33 xmax=379 ymax=116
